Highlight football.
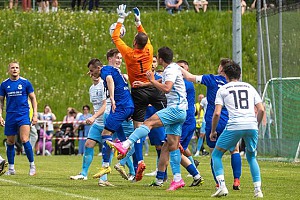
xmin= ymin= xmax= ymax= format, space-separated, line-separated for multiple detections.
xmin=109 ymin=23 xmax=126 ymax=38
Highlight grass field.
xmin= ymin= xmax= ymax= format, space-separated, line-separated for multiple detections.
xmin=0 ymin=149 xmax=299 ymax=200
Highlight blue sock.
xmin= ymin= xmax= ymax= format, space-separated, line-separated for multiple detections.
xmin=156 ymin=149 xmax=161 ymax=168
xmin=169 ymin=149 xmax=181 ymax=175
xmin=211 ymin=148 xmax=224 ymax=177
xmin=7 ymin=144 xmax=15 ymax=165
xmin=156 ymin=171 xmax=165 ymax=180
xmin=128 ymin=125 xmax=150 ymax=143
xmin=81 ymin=147 xmax=94 ymax=176
xmin=23 ymin=141 xmax=34 ymax=163
xmin=134 ymin=140 xmax=144 ymax=162
xmin=246 ymin=151 xmax=261 ymax=183
xmin=211 ymin=158 xmax=217 ymax=184
xmin=196 ymin=137 xmax=203 ymax=152
xmin=101 ymin=135 xmax=112 ymax=163
xmin=126 ymin=157 xmax=135 ymax=176
xmin=186 ymin=164 xmax=198 ymax=177
xmin=120 ymin=146 xmax=135 ymax=166
xmin=187 ymin=155 xmax=196 ymax=167
xmin=231 ymin=153 xmax=242 ymax=179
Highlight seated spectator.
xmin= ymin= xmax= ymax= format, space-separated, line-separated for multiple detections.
xmin=57 ymin=126 xmax=75 ymax=155
xmin=193 ymin=0 xmax=208 ymax=13
xmin=54 ymin=125 xmax=64 ymax=155
xmin=38 ymin=125 xmax=53 ymax=156
xmin=165 ymin=0 xmax=183 ymax=14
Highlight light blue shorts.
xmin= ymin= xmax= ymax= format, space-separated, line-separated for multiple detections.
xmin=87 ymin=123 xmax=104 ymax=143
xmin=156 ymin=107 xmax=186 ymax=136
xmin=216 ymin=129 xmax=258 ymax=152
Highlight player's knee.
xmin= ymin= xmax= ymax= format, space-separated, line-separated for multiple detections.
xmin=246 ymin=150 xmax=256 ymax=161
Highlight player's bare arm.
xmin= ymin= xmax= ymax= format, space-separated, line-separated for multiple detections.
xmin=106 ymin=75 xmax=116 ymax=112
xmin=28 ymin=92 xmax=38 ymax=125
xmin=255 ymin=102 xmax=265 ymax=127
xmin=86 ymin=100 xmax=107 ymax=125
xmin=181 ymin=68 xmax=197 ymax=83
xmin=146 ymin=70 xmax=173 ymax=93
xmin=0 ymin=96 xmax=4 ymax=126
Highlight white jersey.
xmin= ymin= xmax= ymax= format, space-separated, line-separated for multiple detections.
xmin=200 ymin=97 xmax=208 ymax=123
xmin=89 ymin=79 xmax=106 ymax=126
xmin=162 ymin=63 xmax=188 ymax=110
xmin=215 ymin=81 xmax=262 ymax=130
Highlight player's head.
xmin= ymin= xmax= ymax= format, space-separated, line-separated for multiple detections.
xmin=87 ymin=58 xmax=103 ymax=78
xmin=222 ymin=61 xmax=241 ymax=81
xmin=176 ymin=60 xmax=189 ymax=71
xmin=134 ymin=32 xmax=148 ymax=50
xmin=218 ymin=58 xmax=233 ymax=75
xmin=158 ymin=47 xmax=173 ymax=66
xmin=8 ymin=61 xmax=20 ymax=79
xmin=198 ymin=94 xmax=204 ymax=102
xmin=106 ymin=48 xmax=122 ymax=68
xmin=152 ymin=55 xmax=158 ymax=70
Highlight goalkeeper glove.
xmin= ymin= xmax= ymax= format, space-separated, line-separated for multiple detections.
xmin=133 ymin=7 xmax=141 ymax=27
xmin=117 ymin=4 xmax=131 ymax=24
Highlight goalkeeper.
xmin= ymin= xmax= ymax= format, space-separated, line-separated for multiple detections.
xmin=111 ymin=5 xmax=167 ymax=182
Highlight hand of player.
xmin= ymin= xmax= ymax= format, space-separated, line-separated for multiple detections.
xmin=132 ymin=81 xmax=145 ymax=88
xmin=117 ymin=4 xmax=131 ymax=23
xmin=209 ymin=131 xmax=217 ymax=141
xmin=133 ymin=7 xmax=141 ymax=27
xmin=31 ymin=116 xmax=38 ymax=126
xmin=0 ymin=117 xmax=5 ymax=127
xmin=146 ymin=70 xmax=155 ymax=82
xmin=86 ymin=117 xmax=95 ymax=125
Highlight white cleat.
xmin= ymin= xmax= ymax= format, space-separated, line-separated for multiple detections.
xmin=254 ymin=189 xmax=264 ymax=198
xmin=29 ymin=165 xmax=36 ymax=176
xmin=70 ymin=174 xmax=87 ymax=180
xmin=5 ymin=169 xmax=16 ymax=176
xmin=211 ymin=187 xmax=229 ymax=197
xmin=145 ymin=170 xmax=157 ymax=177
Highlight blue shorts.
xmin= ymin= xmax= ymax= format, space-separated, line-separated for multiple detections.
xmin=156 ymin=107 xmax=186 ymax=136
xmin=5 ymin=112 xmax=31 ymax=136
xmin=180 ymin=120 xmax=196 ymax=150
xmin=205 ymin=122 xmax=226 ymax=148
xmin=105 ymin=107 xmax=134 ymax=133
xmin=88 ymin=123 xmax=104 ymax=143
xmin=200 ymin=121 xmax=206 ymax=134
xmin=216 ymin=129 xmax=258 ymax=152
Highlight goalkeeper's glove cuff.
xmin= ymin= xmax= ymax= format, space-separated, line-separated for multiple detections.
xmin=135 ymin=21 xmax=141 ymax=27
xmin=117 ymin=17 xmax=125 ymax=24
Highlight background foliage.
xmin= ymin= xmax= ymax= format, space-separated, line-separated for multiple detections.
xmin=0 ymin=10 xmax=257 ymax=121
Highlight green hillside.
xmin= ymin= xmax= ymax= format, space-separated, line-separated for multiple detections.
xmin=0 ymin=10 xmax=257 ymax=120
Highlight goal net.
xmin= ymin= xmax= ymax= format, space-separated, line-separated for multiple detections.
xmin=257 ymin=77 xmax=300 ymax=162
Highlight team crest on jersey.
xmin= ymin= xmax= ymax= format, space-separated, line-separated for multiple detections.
xmin=18 ymin=84 xmax=22 ymax=90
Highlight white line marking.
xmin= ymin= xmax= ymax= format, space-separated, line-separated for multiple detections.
xmin=0 ymin=178 xmax=99 ymax=200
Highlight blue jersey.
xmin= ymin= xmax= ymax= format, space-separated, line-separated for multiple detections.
xmin=0 ymin=77 xmax=34 ymax=114
xmin=184 ymin=79 xmax=196 ymax=124
xmin=201 ymin=74 xmax=228 ymax=128
xmin=100 ymin=66 xmax=134 ymax=108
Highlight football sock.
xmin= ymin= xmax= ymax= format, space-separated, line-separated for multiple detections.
xmin=212 ymin=148 xmax=224 ymax=177
xmin=81 ymin=147 xmax=94 ymax=176
xmin=128 ymin=125 xmax=150 ymax=144
xmin=196 ymin=137 xmax=203 ymax=152
xmin=187 ymin=155 xmax=196 ymax=167
xmin=186 ymin=164 xmax=199 ymax=177
xmin=210 ymin=157 xmax=218 ymax=184
xmin=246 ymin=151 xmax=261 ymax=183
xmin=231 ymin=152 xmax=242 ymax=179
xmin=7 ymin=144 xmax=15 ymax=165
xmin=170 ymin=149 xmax=181 ymax=176
xmin=23 ymin=141 xmax=34 ymax=163
xmin=101 ymin=135 xmax=112 ymax=163
xmin=134 ymin=140 xmax=143 ymax=162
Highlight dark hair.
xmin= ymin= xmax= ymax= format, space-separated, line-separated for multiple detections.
xmin=87 ymin=58 xmax=103 ymax=68
xmin=222 ymin=61 xmax=241 ymax=80
xmin=158 ymin=47 xmax=173 ymax=64
xmin=135 ymin=32 xmax=148 ymax=49
xmin=82 ymin=105 xmax=90 ymax=110
xmin=106 ymin=48 xmax=120 ymax=60
xmin=219 ymin=58 xmax=233 ymax=67
xmin=176 ymin=60 xmax=189 ymax=66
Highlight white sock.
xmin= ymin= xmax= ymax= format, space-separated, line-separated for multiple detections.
xmin=102 ymin=162 xmax=109 ymax=168
xmin=156 ymin=178 xmax=163 ymax=184
xmin=254 ymin=181 xmax=262 ymax=190
xmin=194 ymin=174 xmax=201 ymax=180
xmin=216 ymin=175 xmax=226 ymax=188
xmin=30 ymin=162 xmax=35 ymax=167
xmin=122 ymin=140 xmax=132 ymax=149
xmin=173 ymin=173 xmax=182 ymax=182
xmin=38 ymin=7 xmax=42 ymax=12
xmin=9 ymin=164 xmax=14 ymax=170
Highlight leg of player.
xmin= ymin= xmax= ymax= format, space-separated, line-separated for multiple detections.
xmin=181 ymin=154 xmax=204 ymax=187
xmin=230 ymin=144 xmax=242 ymax=190
xmin=20 ymin=125 xmax=36 ymax=176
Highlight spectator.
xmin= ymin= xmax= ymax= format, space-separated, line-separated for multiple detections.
xmin=57 ymin=126 xmax=75 ymax=155
xmin=193 ymin=0 xmax=208 ymax=13
xmin=22 ymin=0 xmax=31 ymax=11
xmin=41 ymin=105 xmax=56 ymax=138
xmin=54 ymin=125 xmax=64 ymax=155
xmin=87 ymin=0 xmax=100 ymax=13
xmin=52 ymin=0 xmax=58 ymax=12
xmin=38 ymin=125 xmax=53 ymax=156
xmin=76 ymin=105 xmax=92 ymax=155
xmin=165 ymin=0 xmax=183 ymax=14
xmin=71 ymin=0 xmax=81 ymax=11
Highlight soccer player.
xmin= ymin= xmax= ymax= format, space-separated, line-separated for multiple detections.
xmin=108 ymin=46 xmax=187 ymax=191
xmin=181 ymin=58 xmax=242 ymax=190
xmin=0 ymin=155 xmax=8 ymax=176
xmin=89 ymin=51 xmax=134 ymax=179
xmin=70 ymin=64 xmax=112 ymax=185
xmin=0 ymin=61 xmax=38 ymax=176
xmin=210 ymin=61 xmax=264 ymax=198
xmin=112 ymin=5 xmax=167 ymax=181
